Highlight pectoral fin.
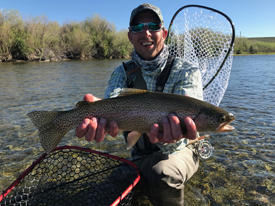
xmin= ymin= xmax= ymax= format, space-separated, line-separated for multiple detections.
xmin=126 ymin=131 xmax=142 ymax=150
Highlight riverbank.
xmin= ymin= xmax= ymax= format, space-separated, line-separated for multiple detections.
xmin=234 ymin=52 xmax=275 ymax=56
xmin=1 ymin=53 xmax=274 ymax=63
xmin=0 ymin=55 xmax=131 ymax=63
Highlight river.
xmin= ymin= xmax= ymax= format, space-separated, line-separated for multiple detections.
xmin=0 ymin=55 xmax=274 ymax=205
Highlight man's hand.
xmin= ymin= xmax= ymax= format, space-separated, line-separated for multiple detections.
xmin=148 ymin=114 xmax=197 ymax=143
xmin=75 ymin=94 xmax=119 ymax=142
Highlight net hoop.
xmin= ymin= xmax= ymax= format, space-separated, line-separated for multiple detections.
xmin=165 ymin=5 xmax=235 ymax=106
xmin=0 ymin=146 xmax=140 ymax=206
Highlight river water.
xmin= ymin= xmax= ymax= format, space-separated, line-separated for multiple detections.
xmin=0 ymin=55 xmax=274 ymax=205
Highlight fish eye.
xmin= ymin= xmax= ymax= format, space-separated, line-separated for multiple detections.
xmin=220 ymin=115 xmax=226 ymax=122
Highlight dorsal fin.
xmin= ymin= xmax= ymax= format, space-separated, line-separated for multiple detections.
xmin=119 ymin=88 xmax=148 ymax=97
xmin=76 ymin=101 xmax=94 ymax=107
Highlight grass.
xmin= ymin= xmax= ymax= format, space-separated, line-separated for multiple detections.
xmin=247 ymin=37 xmax=275 ymax=43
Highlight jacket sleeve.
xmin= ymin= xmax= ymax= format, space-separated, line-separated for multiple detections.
xmin=168 ymin=58 xmax=203 ymax=101
xmin=104 ymin=64 xmax=127 ymax=99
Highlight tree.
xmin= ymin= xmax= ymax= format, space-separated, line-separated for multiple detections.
xmin=0 ymin=9 xmax=24 ymax=58
xmin=84 ymin=14 xmax=116 ymax=58
xmin=62 ymin=21 xmax=92 ymax=59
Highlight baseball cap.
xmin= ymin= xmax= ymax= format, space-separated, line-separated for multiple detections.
xmin=129 ymin=3 xmax=164 ymax=25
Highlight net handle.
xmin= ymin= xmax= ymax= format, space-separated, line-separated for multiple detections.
xmin=165 ymin=4 xmax=235 ymax=90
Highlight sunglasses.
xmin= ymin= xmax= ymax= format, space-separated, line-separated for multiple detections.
xmin=129 ymin=22 xmax=163 ymax=33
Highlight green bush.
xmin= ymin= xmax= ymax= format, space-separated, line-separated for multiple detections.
xmin=234 ymin=37 xmax=275 ymax=54
xmin=1 ymin=9 xmax=274 ymax=61
xmin=62 ymin=22 xmax=92 ymax=59
xmin=0 ymin=10 xmax=133 ymax=61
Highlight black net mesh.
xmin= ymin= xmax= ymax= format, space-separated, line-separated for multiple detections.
xmin=0 ymin=146 xmax=140 ymax=206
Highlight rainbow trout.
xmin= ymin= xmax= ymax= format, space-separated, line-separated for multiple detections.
xmin=27 ymin=89 xmax=235 ymax=153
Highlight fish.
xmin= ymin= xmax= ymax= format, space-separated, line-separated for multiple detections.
xmin=27 ymin=88 xmax=235 ymax=153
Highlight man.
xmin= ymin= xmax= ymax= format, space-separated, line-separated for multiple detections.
xmin=76 ymin=3 xmax=203 ymax=205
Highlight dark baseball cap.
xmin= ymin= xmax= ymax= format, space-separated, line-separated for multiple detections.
xmin=129 ymin=3 xmax=164 ymax=25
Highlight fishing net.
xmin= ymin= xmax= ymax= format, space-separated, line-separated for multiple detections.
xmin=0 ymin=146 xmax=140 ymax=206
xmin=166 ymin=5 xmax=235 ymax=106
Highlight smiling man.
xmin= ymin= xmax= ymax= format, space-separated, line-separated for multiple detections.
xmin=128 ymin=10 xmax=167 ymax=60
xmin=75 ymin=3 xmax=203 ymax=205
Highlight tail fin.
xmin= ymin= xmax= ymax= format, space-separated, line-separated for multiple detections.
xmin=27 ymin=111 xmax=69 ymax=153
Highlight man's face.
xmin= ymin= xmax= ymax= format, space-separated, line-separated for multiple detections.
xmin=128 ymin=12 xmax=168 ymax=60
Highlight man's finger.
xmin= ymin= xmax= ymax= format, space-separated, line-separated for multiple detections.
xmin=85 ymin=117 xmax=98 ymax=142
xmin=184 ymin=117 xmax=197 ymax=140
xmin=83 ymin=94 xmax=101 ymax=102
xmin=168 ymin=113 xmax=182 ymax=140
xmin=94 ymin=118 xmax=107 ymax=142
xmin=75 ymin=118 xmax=90 ymax=138
xmin=109 ymin=121 xmax=119 ymax=137
xmin=148 ymin=124 xmax=159 ymax=143
xmin=162 ymin=117 xmax=173 ymax=142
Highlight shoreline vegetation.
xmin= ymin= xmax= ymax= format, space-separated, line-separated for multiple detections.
xmin=0 ymin=10 xmax=275 ymax=63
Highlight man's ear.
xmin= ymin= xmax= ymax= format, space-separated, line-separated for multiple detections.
xmin=128 ymin=32 xmax=133 ymax=44
xmin=162 ymin=29 xmax=168 ymax=40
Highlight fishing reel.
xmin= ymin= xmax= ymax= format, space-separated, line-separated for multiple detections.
xmin=197 ymin=139 xmax=214 ymax=159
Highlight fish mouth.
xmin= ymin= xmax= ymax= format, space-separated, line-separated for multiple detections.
xmin=216 ymin=113 xmax=235 ymax=132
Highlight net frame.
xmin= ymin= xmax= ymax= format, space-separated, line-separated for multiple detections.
xmin=165 ymin=5 xmax=235 ymax=106
xmin=0 ymin=146 xmax=140 ymax=206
